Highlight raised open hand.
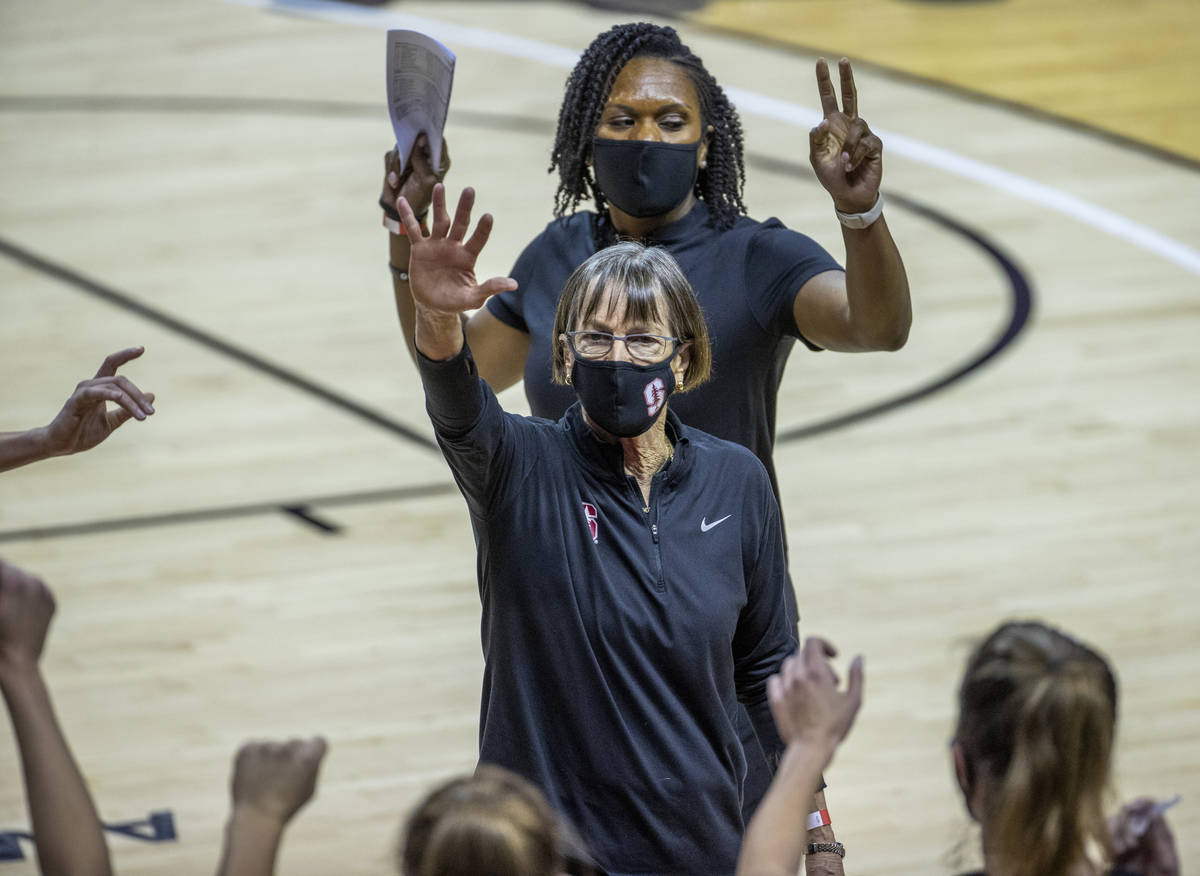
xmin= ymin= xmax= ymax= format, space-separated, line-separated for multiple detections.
xmin=43 ymin=347 xmax=155 ymax=458
xmin=768 ymin=637 xmax=863 ymax=753
xmin=397 ymin=183 xmax=516 ymax=317
xmin=809 ymin=58 xmax=882 ymax=214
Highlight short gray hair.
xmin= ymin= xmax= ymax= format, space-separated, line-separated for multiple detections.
xmin=551 ymin=241 xmax=711 ymax=389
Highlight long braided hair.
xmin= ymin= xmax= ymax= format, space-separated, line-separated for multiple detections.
xmin=550 ymin=23 xmax=747 ymax=247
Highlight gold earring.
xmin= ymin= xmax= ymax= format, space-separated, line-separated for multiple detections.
xmin=676 ymin=378 xmax=684 ymax=390
xmin=566 ymin=373 xmax=572 ymax=386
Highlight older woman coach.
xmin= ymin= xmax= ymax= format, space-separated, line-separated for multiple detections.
xmin=385 ymin=23 xmax=911 ymax=504
xmin=398 ymin=183 xmax=798 ymax=876
xmin=386 ymin=32 xmax=908 ymax=858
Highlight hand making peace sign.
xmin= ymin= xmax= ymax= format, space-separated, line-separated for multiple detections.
xmin=809 ymin=58 xmax=883 ymax=215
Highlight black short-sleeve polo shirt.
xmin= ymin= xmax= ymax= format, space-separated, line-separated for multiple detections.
xmin=486 ymin=199 xmax=842 ymax=500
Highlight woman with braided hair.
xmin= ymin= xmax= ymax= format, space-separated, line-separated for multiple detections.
xmin=383 ymin=21 xmax=910 ymax=872
xmin=386 ymin=25 xmax=909 ymax=500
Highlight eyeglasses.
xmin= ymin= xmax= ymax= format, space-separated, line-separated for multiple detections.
xmin=566 ymin=330 xmax=680 ymax=363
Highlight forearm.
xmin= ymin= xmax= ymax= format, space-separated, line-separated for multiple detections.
xmin=415 ymin=304 xmax=467 ymax=365
xmin=0 ymin=428 xmax=54 ymax=473
xmin=750 ymin=702 xmax=839 ymax=845
xmin=0 ymin=664 xmax=111 ymax=876
xmin=388 ymin=232 xmax=421 ymax=363
xmin=416 ymin=341 xmax=490 ymax=439
xmin=841 ymin=213 xmax=911 ymax=351
xmin=737 ymin=742 xmax=834 ymax=876
xmin=808 ymin=787 xmax=836 ymax=843
xmin=216 ymin=807 xmax=285 ymax=876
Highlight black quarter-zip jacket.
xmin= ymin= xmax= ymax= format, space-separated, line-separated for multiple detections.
xmin=420 ymin=344 xmax=797 ymax=876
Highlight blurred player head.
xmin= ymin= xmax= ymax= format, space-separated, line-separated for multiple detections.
xmin=953 ymin=620 xmax=1118 ymax=876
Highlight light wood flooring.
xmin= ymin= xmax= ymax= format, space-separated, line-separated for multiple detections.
xmin=0 ymin=1 xmax=1197 ymax=873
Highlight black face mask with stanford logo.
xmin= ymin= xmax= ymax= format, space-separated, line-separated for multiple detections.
xmin=571 ymin=353 xmax=678 ymax=438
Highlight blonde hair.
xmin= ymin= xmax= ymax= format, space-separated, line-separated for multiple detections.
xmin=399 ymin=765 xmax=562 ymax=876
xmin=956 ymin=621 xmax=1117 ymax=876
xmin=550 ymin=241 xmax=712 ymax=390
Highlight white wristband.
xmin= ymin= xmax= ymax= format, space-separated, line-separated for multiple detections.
xmin=806 ymin=808 xmax=831 ymax=830
xmin=835 ymin=195 xmax=884 ymax=229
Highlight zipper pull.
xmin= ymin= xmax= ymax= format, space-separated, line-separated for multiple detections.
xmin=651 ymin=523 xmax=659 ymax=544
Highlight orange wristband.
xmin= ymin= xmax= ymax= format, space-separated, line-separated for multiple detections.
xmin=384 ymin=214 xmax=429 ymax=237
xmin=806 ymin=809 xmax=831 ymax=830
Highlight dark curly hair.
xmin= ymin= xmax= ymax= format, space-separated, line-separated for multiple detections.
xmin=550 ymin=23 xmax=747 ymax=246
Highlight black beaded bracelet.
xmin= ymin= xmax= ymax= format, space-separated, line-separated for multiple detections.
xmin=805 ymin=842 xmax=845 ymax=858
xmin=379 ymin=193 xmax=429 ymax=225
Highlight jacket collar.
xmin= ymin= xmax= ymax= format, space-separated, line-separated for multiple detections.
xmin=565 ymin=402 xmax=692 ymax=486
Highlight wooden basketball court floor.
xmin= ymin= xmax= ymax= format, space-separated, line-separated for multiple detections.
xmin=1 ymin=1 xmax=1197 ymax=872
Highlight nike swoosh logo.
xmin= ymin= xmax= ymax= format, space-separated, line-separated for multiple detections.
xmin=700 ymin=515 xmax=731 ymax=532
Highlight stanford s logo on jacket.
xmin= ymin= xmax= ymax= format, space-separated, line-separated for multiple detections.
xmin=582 ymin=501 xmax=599 ymax=543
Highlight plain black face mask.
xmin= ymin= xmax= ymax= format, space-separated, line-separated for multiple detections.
xmin=591 ymin=137 xmax=702 ymax=219
xmin=572 ymin=352 xmax=678 ymax=438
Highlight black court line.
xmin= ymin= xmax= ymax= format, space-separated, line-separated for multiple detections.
xmin=734 ymin=154 xmax=1035 ymax=444
xmin=0 ymin=95 xmax=551 ymax=135
xmin=0 ymin=92 xmax=1032 ymax=539
xmin=776 ymin=190 xmax=1032 ymax=442
xmin=129 ymin=13 xmax=1198 ymax=173
xmin=282 ymin=504 xmax=344 ymax=534
xmin=568 ymin=5 xmax=1200 ymax=174
xmin=0 ymin=483 xmax=457 ymax=543
xmin=0 ymin=237 xmax=438 ymax=452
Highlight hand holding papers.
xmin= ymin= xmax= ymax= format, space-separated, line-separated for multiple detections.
xmin=386 ymin=29 xmax=454 ymax=177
